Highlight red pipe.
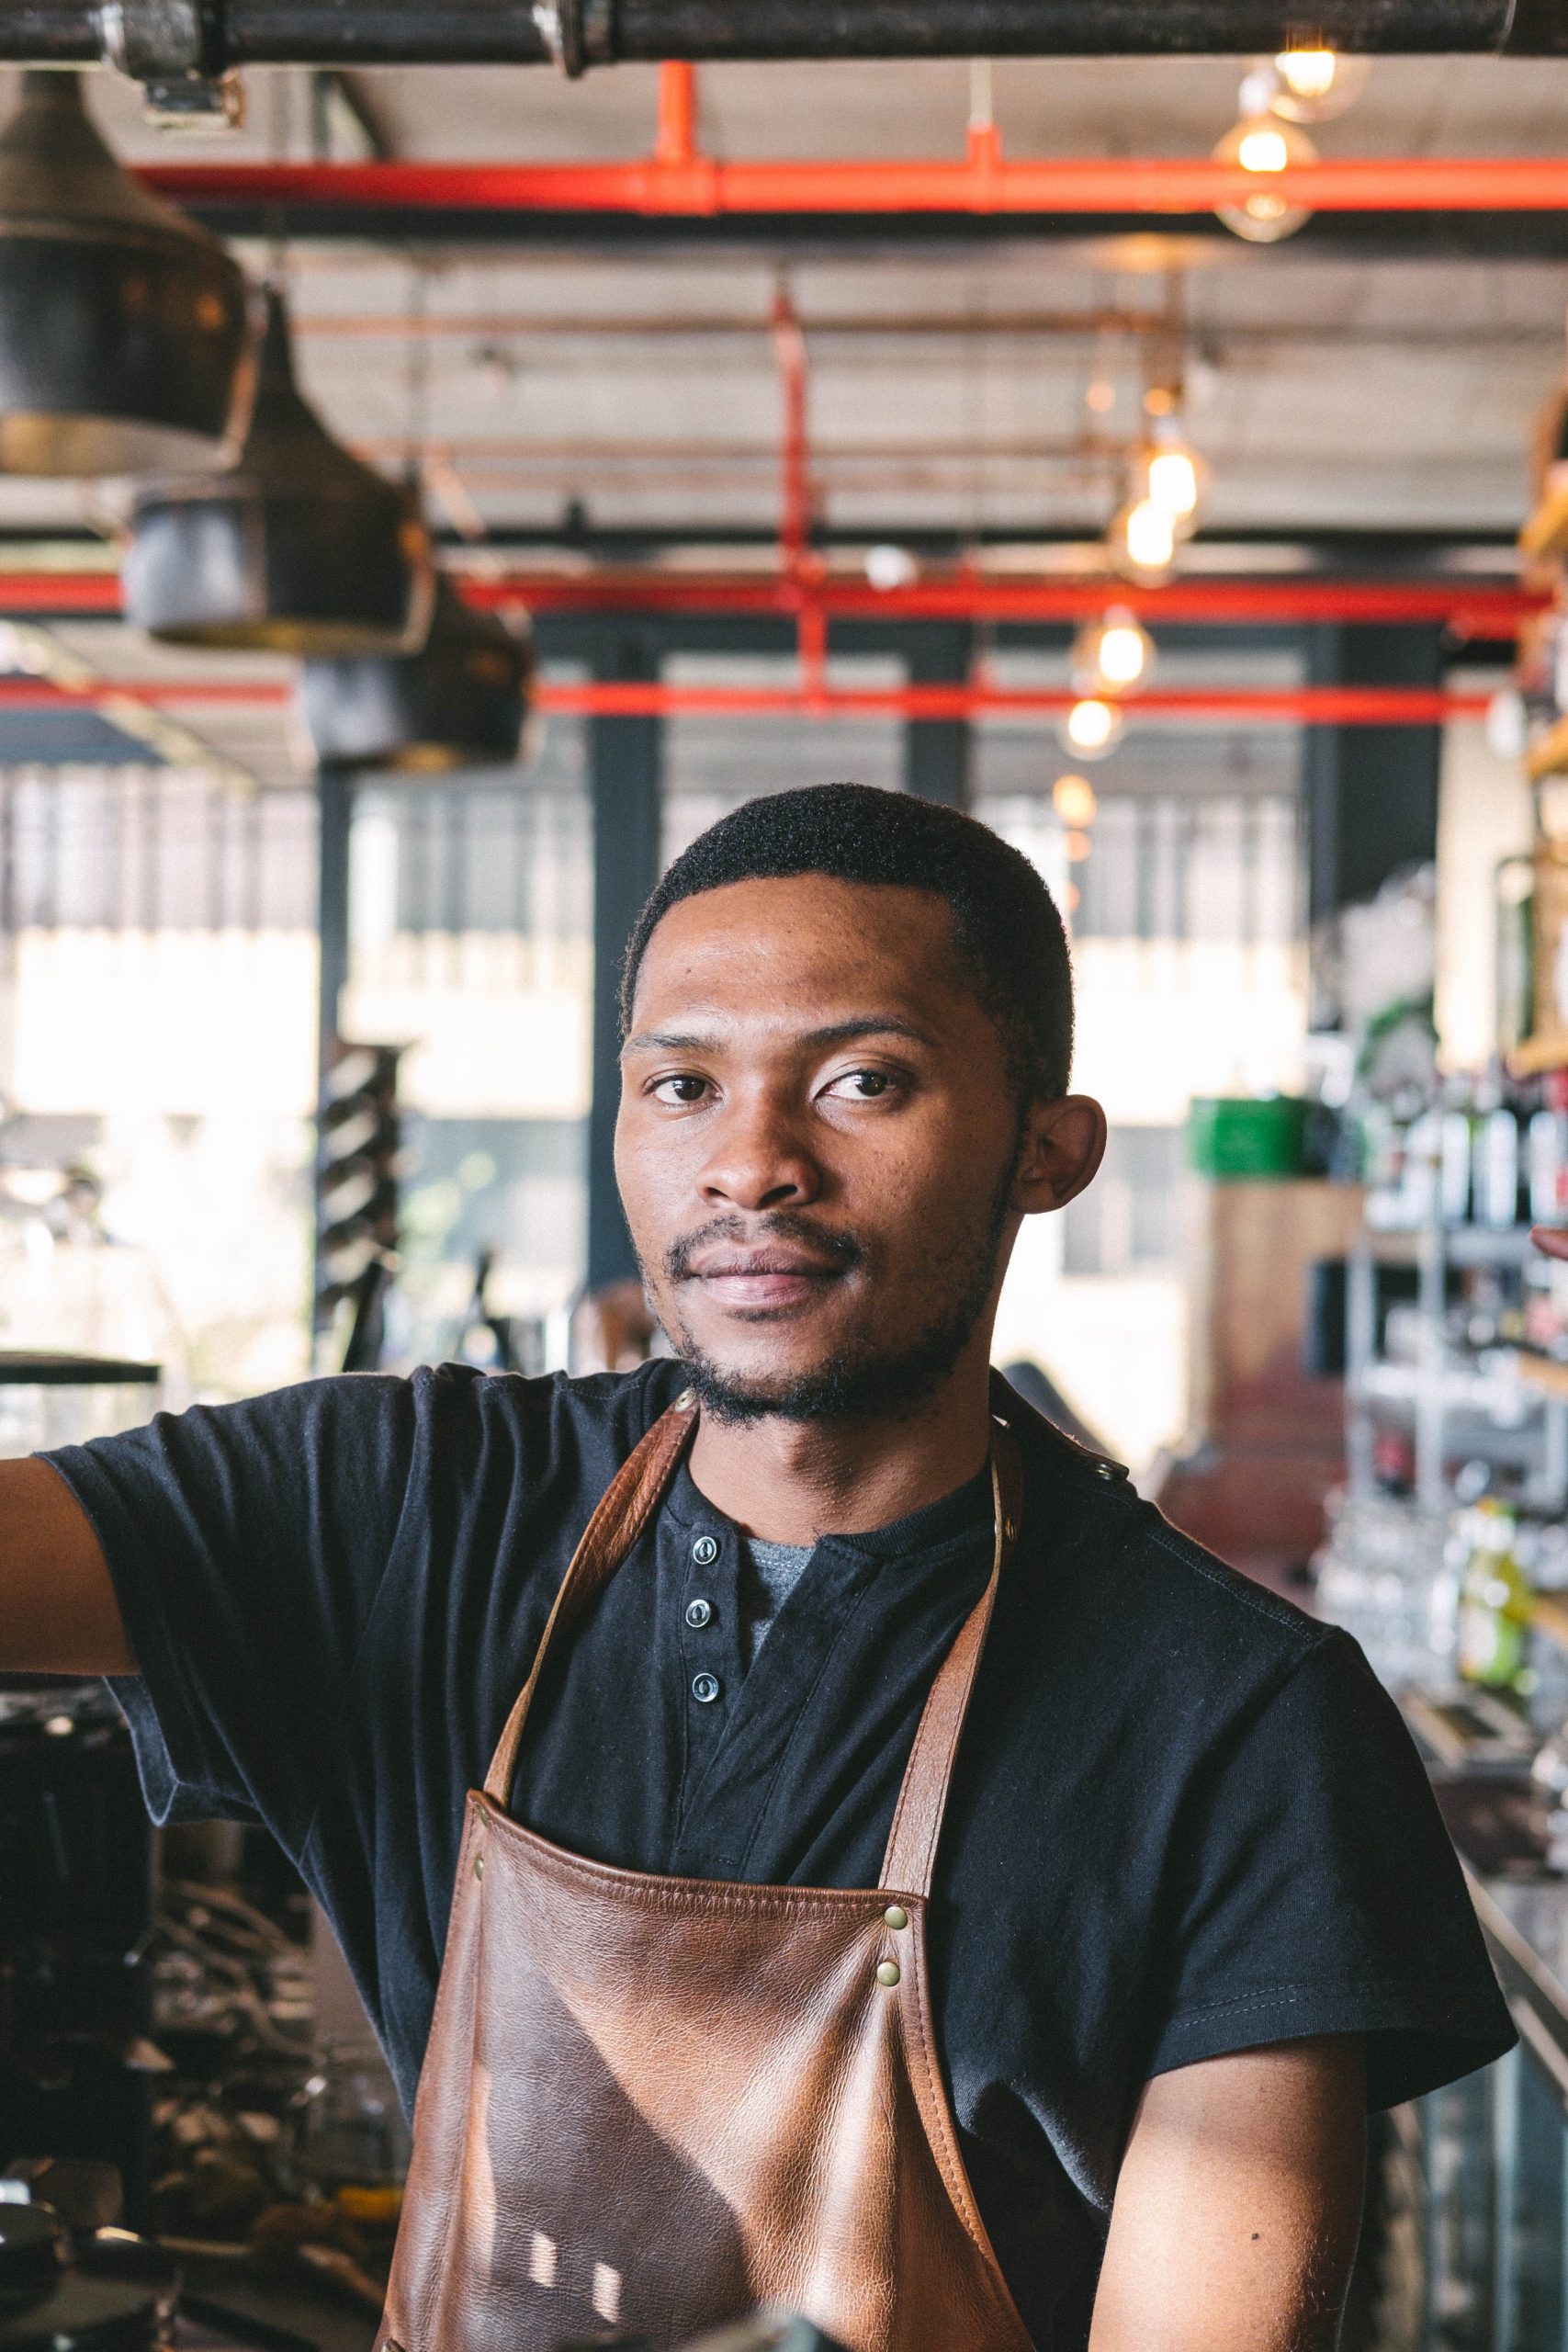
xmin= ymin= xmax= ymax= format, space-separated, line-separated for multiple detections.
xmin=654 ymin=62 xmax=699 ymax=171
xmin=462 ymin=571 xmax=1540 ymax=635
xmin=0 ymin=675 xmax=1487 ymax=726
xmin=0 ymin=568 xmax=1537 ymax=634
xmin=139 ymin=154 xmax=1568 ymax=218
xmin=533 ymin=681 xmax=1490 ymax=724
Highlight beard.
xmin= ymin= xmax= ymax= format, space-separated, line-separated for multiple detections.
xmin=644 ymin=1159 xmax=1017 ymax=1427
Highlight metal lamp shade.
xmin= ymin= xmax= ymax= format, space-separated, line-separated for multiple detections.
xmin=124 ymin=286 xmax=434 ymax=654
xmin=297 ymin=577 xmax=533 ymax=772
xmin=0 ymin=72 xmax=251 ymax=477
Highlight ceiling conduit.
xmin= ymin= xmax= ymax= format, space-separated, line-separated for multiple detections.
xmin=6 ymin=0 xmax=1568 ymax=69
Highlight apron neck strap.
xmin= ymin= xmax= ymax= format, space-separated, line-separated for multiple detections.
xmin=483 ymin=1389 xmax=700 ymax=1807
xmin=483 ymin=1386 xmax=1026 ymax=1894
xmin=878 ymin=1417 xmax=1023 ymax=1899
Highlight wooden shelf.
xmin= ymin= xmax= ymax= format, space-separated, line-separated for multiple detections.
xmin=1521 ymin=487 xmax=1568 ymax=559
xmin=1510 ymin=1032 xmax=1568 ymax=1078
xmin=1519 ymin=1354 xmax=1568 ymax=1403
xmin=1527 ymin=717 xmax=1568 ymax=782
xmin=1535 ymin=1589 xmax=1568 ymax=1656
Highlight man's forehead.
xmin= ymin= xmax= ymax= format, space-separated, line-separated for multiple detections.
xmin=630 ymin=879 xmax=963 ymax=1023
xmin=637 ymin=874 xmax=955 ymax=973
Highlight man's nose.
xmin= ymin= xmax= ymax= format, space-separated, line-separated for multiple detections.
xmin=697 ymin=1090 xmax=820 ymax=1212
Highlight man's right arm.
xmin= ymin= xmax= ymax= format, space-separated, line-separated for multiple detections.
xmin=0 ymin=1457 xmax=134 ymax=1676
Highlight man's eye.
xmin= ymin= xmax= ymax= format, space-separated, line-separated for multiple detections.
xmin=824 ymin=1069 xmax=896 ymax=1101
xmin=652 ymin=1074 xmax=710 ymax=1104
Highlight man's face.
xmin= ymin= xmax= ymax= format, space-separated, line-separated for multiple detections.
xmin=615 ymin=874 xmax=1096 ymax=1422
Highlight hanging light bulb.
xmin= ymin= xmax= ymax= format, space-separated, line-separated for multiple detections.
xmin=1212 ymin=108 xmax=1318 ymax=245
xmin=1107 ymin=498 xmax=1178 ymax=585
xmin=1063 ymin=698 xmax=1123 ymax=760
xmin=1141 ymin=420 xmax=1207 ymax=535
xmin=1072 ymin=608 xmax=1153 ymax=696
xmin=296 ymin=574 xmax=535 ymax=773
xmin=0 ymin=71 xmax=252 ymax=475
xmin=1052 ymin=773 xmax=1099 ymax=828
xmin=1265 ymin=46 xmax=1371 ymax=122
xmin=125 ymin=285 xmax=434 ymax=653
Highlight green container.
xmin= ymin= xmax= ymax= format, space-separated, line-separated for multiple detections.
xmin=1187 ymin=1095 xmax=1309 ymax=1180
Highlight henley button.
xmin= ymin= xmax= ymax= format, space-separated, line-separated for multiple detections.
xmin=692 ymin=1672 xmax=722 ymax=1705
xmin=692 ymin=1534 xmax=719 ymax=1566
xmin=685 ymin=1597 xmax=714 ymax=1629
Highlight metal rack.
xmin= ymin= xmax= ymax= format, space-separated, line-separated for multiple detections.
xmin=1346 ymin=1215 xmax=1568 ymax=1517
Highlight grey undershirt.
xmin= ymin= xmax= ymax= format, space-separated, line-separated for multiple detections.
xmin=739 ymin=1533 xmax=816 ymax=1668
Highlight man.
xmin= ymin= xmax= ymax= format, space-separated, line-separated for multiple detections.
xmin=0 ymin=784 xmax=1511 ymax=2351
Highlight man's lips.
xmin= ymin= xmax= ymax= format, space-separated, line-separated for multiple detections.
xmin=682 ymin=1250 xmax=848 ymax=1310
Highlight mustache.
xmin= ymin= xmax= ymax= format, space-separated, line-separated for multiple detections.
xmin=664 ymin=1211 xmax=866 ymax=1284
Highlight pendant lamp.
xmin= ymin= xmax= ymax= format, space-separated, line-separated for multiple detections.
xmin=124 ymin=285 xmax=435 ymax=654
xmin=0 ymin=70 xmax=251 ymax=476
xmin=297 ymin=576 xmax=534 ymax=773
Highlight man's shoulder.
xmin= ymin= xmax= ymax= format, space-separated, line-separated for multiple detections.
xmin=399 ymin=1355 xmax=685 ymax=1464
xmin=998 ymin=1375 xmax=1327 ymax=1679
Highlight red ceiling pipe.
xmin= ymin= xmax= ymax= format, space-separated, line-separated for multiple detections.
xmin=655 ymin=62 xmax=699 ymax=169
xmin=0 ymin=568 xmax=1539 ymax=635
xmin=0 ymin=676 xmax=1492 ymax=724
xmin=533 ymin=680 xmax=1492 ymax=724
xmin=459 ymin=571 xmax=1540 ymax=638
xmin=140 ymin=154 xmax=1568 ymax=218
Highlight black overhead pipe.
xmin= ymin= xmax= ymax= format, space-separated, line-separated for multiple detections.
xmin=16 ymin=0 xmax=1568 ymax=70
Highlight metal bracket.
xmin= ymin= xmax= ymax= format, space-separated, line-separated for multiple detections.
xmin=93 ymin=0 xmax=243 ymax=127
xmin=530 ymin=0 xmax=615 ymax=75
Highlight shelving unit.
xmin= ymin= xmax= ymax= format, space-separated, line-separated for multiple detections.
xmin=1527 ymin=715 xmax=1568 ymax=783
xmin=1347 ymin=1212 xmax=1568 ymax=1515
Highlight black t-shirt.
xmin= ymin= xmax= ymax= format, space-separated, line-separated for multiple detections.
xmin=48 ymin=1360 xmax=1514 ymax=2352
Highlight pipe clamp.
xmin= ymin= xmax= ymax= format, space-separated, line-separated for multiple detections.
xmin=530 ymin=0 xmax=615 ymax=75
xmin=94 ymin=0 xmax=242 ymax=124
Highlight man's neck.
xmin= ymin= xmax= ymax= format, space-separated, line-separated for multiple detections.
xmin=685 ymin=1349 xmax=995 ymax=1545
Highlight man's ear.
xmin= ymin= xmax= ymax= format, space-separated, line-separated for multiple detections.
xmin=1011 ymin=1094 xmax=1108 ymax=1216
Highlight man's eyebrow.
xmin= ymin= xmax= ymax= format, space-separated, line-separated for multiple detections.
xmin=621 ymin=1027 xmax=715 ymax=1056
xmin=621 ymin=1014 xmax=935 ymax=1058
xmin=797 ymin=1016 xmax=936 ymax=1051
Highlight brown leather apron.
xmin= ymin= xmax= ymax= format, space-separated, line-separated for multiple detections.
xmin=377 ymin=1390 xmax=1034 ymax=2352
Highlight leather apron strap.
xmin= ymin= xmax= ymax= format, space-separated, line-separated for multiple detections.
xmin=484 ymin=1387 xmax=700 ymax=1806
xmin=877 ymin=1420 xmax=1021 ymax=1899
xmin=483 ymin=1385 xmax=1024 ymax=1905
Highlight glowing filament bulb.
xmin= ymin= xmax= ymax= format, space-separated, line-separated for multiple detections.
xmin=1146 ymin=447 xmax=1200 ymax=519
xmin=1237 ymin=123 xmax=1290 ymax=173
xmin=1097 ymin=621 xmax=1149 ymax=688
xmin=1123 ymin=499 xmax=1176 ymax=574
xmin=1066 ymin=698 xmax=1120 ymax=754
xmin=1052 ymin=772 xmax=1099 ymax=827
xmin=1276 ymin=47 xmax=1337 ymax=100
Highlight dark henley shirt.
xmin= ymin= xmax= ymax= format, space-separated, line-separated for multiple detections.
xmin=46 ymin=1358 xmax=1515 ymax=2351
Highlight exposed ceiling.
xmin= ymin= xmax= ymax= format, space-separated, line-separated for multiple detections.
xmin=0 ymin=51 xmax=1558 ymax=790
xmin=0 ymin=52 xmax=1558 ymax=550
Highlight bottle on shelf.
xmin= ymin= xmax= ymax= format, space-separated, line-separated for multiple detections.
xmin=1455 ymin=1490 xmax=1535 ymax=1694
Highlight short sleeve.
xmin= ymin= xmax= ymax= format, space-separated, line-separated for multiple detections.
xmin=1148 ymin=1627 xmax=1516 ymax=2109
xmin=44 ymin=1373 xmax=420 ymax=1846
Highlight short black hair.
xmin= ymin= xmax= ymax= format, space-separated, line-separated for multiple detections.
xmin=620 ymin=783 xmax=1074 ymax=1104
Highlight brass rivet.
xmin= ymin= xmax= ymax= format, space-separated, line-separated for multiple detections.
xmin=883 ymin=1905 xmax=908 ymax=1931
xmin=473 ymin=1855 xmax=484 ymax=1880
xmin=876 ymin=1960 xmax=901 ymax=1988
